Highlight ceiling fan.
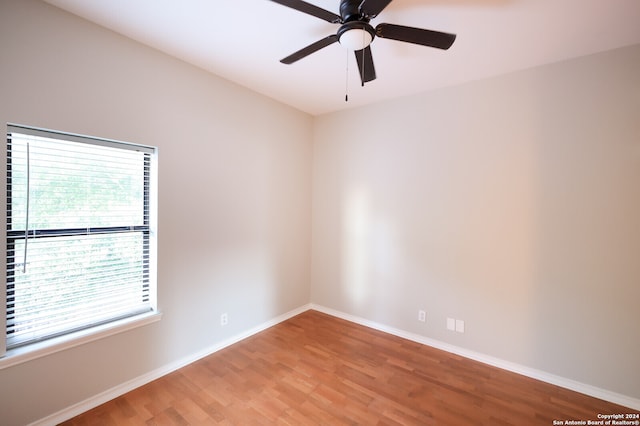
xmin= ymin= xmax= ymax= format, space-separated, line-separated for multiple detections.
xmin=269 ymin=0 xmax=457 ymax=86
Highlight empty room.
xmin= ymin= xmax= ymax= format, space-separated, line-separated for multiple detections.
xmin=0 ymin=0 xmax=639 ymax=425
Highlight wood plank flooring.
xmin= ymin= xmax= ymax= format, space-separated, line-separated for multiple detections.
xmin=62 ymin=310 xmax=637 ymax=425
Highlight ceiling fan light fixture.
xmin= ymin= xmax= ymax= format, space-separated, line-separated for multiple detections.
xmin=337 ymin=21 xmax=375 ymax=51
xmin=339 ymin=28 xmax=373 ymax=50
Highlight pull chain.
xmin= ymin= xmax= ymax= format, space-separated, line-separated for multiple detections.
xmin=345 ymin=49 xmax=350 ymax=102
xmin=361 ymin=31 xmax=366 ymax=86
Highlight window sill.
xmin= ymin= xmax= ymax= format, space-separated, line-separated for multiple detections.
xmin=0 ymin=311 xmax=162 ymax=370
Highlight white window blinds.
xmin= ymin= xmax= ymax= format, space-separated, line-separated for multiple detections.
xmin=6 ymin=125 xmax=156 ymax=349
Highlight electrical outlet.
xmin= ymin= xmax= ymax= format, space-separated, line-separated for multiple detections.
xmin=446 ymin=317 xmax=456 ymax=331
xmin=455 ymin=319 xmax=465 ymax=333
xmin=418 ymin=310 xmax=426 ymax=322
xmin=220 ymin=313 xmax=228 ymax=326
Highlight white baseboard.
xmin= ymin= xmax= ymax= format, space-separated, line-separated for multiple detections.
xmin=310 ymin=303 xmax=640 ymax=411
xmin=29 ymin=304 xmax=312 ymax=426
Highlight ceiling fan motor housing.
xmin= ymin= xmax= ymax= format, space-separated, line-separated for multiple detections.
xmin=340 ymin=0 xmax=366 ymax=22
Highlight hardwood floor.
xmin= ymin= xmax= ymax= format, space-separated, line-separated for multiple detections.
xmin=63 ymin=310 xmax=637 ymax=425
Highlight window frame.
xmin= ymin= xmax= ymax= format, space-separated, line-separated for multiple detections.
xmin=1 ymin=124 xmax=160 ymax=367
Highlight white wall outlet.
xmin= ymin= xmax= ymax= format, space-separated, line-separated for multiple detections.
xmin=455 ymin=319 xmax=465 ymax=333
xmin=220 ymin=313 xmax=228 ymax=326
xmin=446 ymin=317 xmax=456 ymax=331
xmin=418 ymin=310 xmax=426 ymax=322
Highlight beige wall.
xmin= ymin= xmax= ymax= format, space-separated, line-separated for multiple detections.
xmin=312 ymin=44 xmax=640 ymax=399
xmin=0 ymin=1 xmax=312 ymax=425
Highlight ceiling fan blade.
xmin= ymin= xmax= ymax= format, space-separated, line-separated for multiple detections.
xmin=376 ymin=23 xmax=456 ymax=50
xmin=354 ymin=46 xmax=376 ymax=85
xmin=280 ymin=34 xmax=339 ymax=64
xmin=268 ymin=0 xmax=341 ymax=23
xmin=360 ymin=0 xmax=393 ymax=19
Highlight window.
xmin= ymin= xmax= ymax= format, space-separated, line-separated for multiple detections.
xmin=5 ymin=124 xmax=157 ymax=352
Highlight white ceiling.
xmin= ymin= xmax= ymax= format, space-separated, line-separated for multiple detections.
xmin=43 ymin=0 xmax=640 ymax=116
